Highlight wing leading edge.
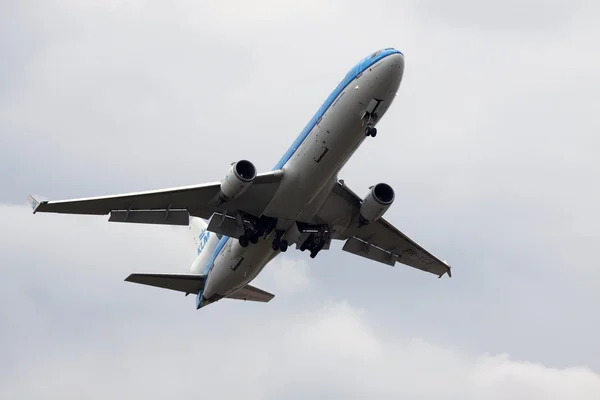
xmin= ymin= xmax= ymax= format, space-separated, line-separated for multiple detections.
xmin=318 ymin=181 xmax=452 ymax=278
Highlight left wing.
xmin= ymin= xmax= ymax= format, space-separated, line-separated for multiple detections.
xmin=27 ymin=170 xmax=283 ymax=225
xmin=314 ymin=180 xmax=452 ymax=278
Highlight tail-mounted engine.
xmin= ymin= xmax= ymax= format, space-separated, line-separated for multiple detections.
xmin=219 ymin=160 xmax=257 ymax=201
xmin=359 ymin=183 xmax=395 ymax=226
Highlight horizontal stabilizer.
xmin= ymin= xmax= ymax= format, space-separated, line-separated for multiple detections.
xmin=125 ymin=272 xmax=206 ymax=294
xmin=226 ymin=284 xmax=274 ymax=303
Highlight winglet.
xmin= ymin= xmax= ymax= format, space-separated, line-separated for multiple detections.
xmin=439 ymin=260 xmax=452 ymax=279
xmin=27 ymin=195 xmax=42 ymax=214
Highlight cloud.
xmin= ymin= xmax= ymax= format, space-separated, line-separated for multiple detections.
xmin=409 ymin=0 xmax=600 ymax=34
xmin=2 ymin=269 xmax=600 ymax=400
xmin=2 ymin=204 xmax=600 ymax=399
xmin=256 ymin=258 xmax=312 ymax=295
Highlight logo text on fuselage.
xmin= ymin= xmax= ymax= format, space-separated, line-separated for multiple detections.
xmin=198 ymin=229 xmax=210 ymax=255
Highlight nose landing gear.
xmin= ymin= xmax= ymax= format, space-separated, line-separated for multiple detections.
xmin=362 ymin=99 xmax=381 ymax=137
xmin=363 ymin=112 xmax=378 ymax=137
xmin=365 ymin=126 xmax=377 ymax=137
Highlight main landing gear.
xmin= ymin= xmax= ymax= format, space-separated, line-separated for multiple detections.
xmin=363 ymin=111 xmax=378 ymax=137
xmin=271 ymin=230 xmax=289 ymax=252
xmin=236 ymin=215 xmax=329 ymax=259
xmin=298 ymin=224 xmax=330 ymax=259
xmin=236 ymin=215 xmax=289 ymax=252
xmin=238 ymin=214 xmax=276 ymax=248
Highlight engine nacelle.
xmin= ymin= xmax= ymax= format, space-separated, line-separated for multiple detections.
xmin=359 ymin=183 xmax=395 ymax=225
xmin=219 ymin=160 xmax=257 ymax=201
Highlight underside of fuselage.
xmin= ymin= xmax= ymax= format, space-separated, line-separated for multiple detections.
xmin=197 ymin=48 xmax=405 ymax=309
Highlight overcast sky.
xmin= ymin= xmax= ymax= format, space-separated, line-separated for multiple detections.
xmin=2 ymin=0 xmax=600 ymax=398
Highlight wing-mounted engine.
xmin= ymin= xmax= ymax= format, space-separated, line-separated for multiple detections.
xmin=359 ymin=183 xmax=395 ymax=226
xmin=219 ymin=160 xmax=257 ymax=202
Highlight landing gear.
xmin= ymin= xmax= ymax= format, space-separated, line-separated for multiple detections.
xmin=365 ymin=126 xmax=377 ymax=137
xmin=299 ymin=236 xmax=311 ymax=252
xmin=280 ymin=240 xmax=289 ymax=252
xmin=271 ymin=238 xmax=289 ymax=252
xmin=237 ymin=213 xmax=277 ymax=247
xmin=363 ymin=111 xmax=378 ymax=137
xmin=239 ymin=234 xmax=249 ymax=248
xmin=309 ymin=240 xmax=325 ymax=258
xmin=271 ymin=230 xmax=289 ymax=252
xmin=236 ymin=216 xmax=329 ymax=258
xmin=297 ymin=224 xmax=330 ymax=259
xmin=239 ymin=230 xmax=257 ymax=247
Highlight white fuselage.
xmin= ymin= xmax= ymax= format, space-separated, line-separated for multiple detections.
xmin=195 ymin=50 xmax=405 ymax=308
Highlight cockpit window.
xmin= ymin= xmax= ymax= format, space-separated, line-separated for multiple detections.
xmin=370 ymin=50 xmax=383 ymax=59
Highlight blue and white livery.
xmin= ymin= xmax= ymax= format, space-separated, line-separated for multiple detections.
xmin=28 ymin=48 xmax=451 ymax=310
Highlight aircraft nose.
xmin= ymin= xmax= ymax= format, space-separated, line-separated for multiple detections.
xmin=384 ymin=52 xmax=405 ymax=79
xmin=391 ymin=52 xmax=404 ymax=67
xmin=371 ymin=52 xmax=404 ymax=94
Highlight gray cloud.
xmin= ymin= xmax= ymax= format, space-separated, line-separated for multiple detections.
xmin=2 ymin=205 xmax=600 ymax=399
xmin=410 ymin=0 xmax=599 ymax=33
xmin=2 ymin=0 xmax=600 ymax=397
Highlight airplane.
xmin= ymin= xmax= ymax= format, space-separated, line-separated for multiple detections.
xmin=27 ymin=47 xmax=452 ymax=310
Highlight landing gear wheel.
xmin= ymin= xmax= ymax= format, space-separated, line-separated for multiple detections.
xmin=250 ymin=234 xmax=259 ymax=244
xmin=239 ymin=235 xmax=249 ymax=248
xmin=309 ymin=238 xmax=325 ymax=259
xmin=300 ymin=234 xmax=314 ymax=252
xmin=272 ymin=238 xmax=281 ymax=251
xmin=279 ymin=240 xmax=289 ymax=252
xmin=366 ymin=126 xmax=377 ymax=137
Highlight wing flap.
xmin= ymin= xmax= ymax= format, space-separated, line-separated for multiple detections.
xmin=125 ymin=273 xmax=206 ymax=294
xmin=226 ymin=284 xmax=274 ymax=303
xmin=206 ymin=212 xmax=244 ymax=238
xmin=342 ymin=237 xmax=397 ymax=266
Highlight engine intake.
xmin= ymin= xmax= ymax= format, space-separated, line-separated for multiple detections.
xmin=219 ymin=160 xmax=257 ymax=201
xmin=359 ymin=183 xmax=395 ymax=225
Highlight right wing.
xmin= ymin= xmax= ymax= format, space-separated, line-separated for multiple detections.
xmin=313 ymin=180 xmax=452 ymax=278
xmin=27 ymin=170 xmax=283 ymax=225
